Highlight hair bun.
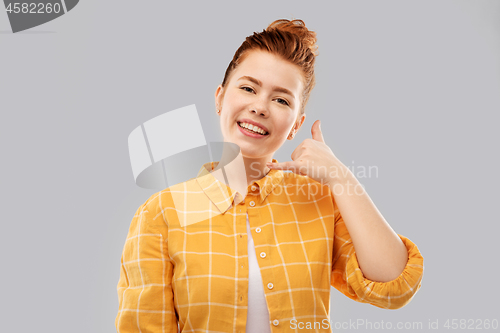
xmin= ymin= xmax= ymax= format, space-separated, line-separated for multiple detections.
xmin=267 ymin=19 xmax=319 ymax=56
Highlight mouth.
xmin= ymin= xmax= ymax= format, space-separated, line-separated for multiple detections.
xmin=237 ymin=121 xmax=269 ymax=136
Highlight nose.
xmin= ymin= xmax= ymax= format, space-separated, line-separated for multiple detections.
xmin=250 ymin=108 xmax=268 ymax=117
xmin=250 ymin=100 xmax=270 ymax=117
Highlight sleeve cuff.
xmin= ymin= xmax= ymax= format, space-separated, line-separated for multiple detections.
xmin=345 ymin=234 xmax=424 ymax=309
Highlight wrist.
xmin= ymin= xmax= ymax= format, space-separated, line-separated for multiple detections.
xmin=327 ymin=164 xmax=367 ymax=197
xmin=327 ymin=162 xmax=354 ymax=187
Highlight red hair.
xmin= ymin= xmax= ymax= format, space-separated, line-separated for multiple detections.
xmin=221 ymin=19 xmax=319 ymax=116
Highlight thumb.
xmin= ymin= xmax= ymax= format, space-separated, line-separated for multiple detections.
xmin=312 ymin=120 xmax=325 ymax=143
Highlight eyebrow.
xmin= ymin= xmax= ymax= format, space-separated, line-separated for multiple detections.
xmin=237 ymin=76 xmax=295 ymax=99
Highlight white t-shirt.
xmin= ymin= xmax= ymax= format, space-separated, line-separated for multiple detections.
xmin=245 ymin=213 xmax=272 ymax=333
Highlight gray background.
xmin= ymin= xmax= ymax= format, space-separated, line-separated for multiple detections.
xmin=1 ymin=0 xmax=499 ymax=332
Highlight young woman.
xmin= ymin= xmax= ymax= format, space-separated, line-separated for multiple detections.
xmin=116 ymin=19 xmax=424 ymax=333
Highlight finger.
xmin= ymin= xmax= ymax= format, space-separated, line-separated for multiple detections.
xmin=311 ymin=120 xmax=325 ymax=143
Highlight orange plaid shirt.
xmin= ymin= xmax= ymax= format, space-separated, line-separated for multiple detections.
xmin=116 ymin=158 xmax=424 ymax=332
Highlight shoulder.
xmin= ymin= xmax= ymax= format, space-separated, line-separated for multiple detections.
xmin=140 ymin=177 xmax=205 ymax=228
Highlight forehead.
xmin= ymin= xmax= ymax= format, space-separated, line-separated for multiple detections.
xmin=230 ymin=50 xmax=304 ymax=94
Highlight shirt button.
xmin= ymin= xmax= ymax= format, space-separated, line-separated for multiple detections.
xmin=267 ymin=282 xmax=273 ymax=289
xmin=249 ymin=201 xmax=255 ymax=207
xmin=255 ymin=227 xmax=261 ymax=233
xmin=273 ymin=319 xmax=279 ymax=326
xmin=260 ymin=252 xmax=266 ymax=258
xmin=251 ymin=185 xmax=257 ymax=191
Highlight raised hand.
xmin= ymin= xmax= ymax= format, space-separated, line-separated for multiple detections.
xmin=267 ymin=120 xmax=345 ymax=186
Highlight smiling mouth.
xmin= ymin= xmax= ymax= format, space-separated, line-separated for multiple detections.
xmin=237 ymin=122 xmax=269 ymax=136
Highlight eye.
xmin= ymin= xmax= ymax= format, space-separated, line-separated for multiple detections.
xmin=240 ymin=86 xmax=254 ymax=93
xmin=275 ymin=98 xmax=290 ymax=106
xmin=240 ymin=86 xmax=290 ymax=107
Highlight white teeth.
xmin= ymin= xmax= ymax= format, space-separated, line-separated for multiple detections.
xmin=238 ymin=122 xmax=268 ymax=135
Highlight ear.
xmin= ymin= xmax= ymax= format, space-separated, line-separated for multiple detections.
xmin=294 ymin=113 xmax=306 ymax=132
xmin=215 ymin=85 xmax=224 ymax=111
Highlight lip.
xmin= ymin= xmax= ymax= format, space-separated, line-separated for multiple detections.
xmin=237 ymin=118 xmax=270 ymax=133
xmin=237 ymin=122 xmax=269 ymax=138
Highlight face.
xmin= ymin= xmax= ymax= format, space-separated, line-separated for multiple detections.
xmin=215 ymin=50 xmax=306 ymax=159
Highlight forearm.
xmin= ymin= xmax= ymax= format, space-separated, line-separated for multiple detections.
xmin=328 ymin=164 xmax=408 ymax=282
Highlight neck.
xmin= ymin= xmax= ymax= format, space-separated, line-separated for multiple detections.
xmin=210 ymin=144 xmax=273 ymax=198
xmin=241 ymin=154 xmax=272 ymax=186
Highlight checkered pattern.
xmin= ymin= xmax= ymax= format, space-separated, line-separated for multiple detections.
xmin=116 ymin=159 xmax=424 ymax=332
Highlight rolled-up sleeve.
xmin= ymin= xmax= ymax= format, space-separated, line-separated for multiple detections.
xmin=331 ymin=198 xmax=424 ymax=310
xmin=115 ymin=194 xmax=178 ymax=332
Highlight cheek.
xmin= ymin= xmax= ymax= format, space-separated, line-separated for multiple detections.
xmin=221 ymin=115 xmax=237 ymax=136
xmin=269 ymin=125 xmax=290 ymax=140
xmin=275 ymin=117 xmax=296 ymax=135
xmin=223 ymin=92 xmax=242 ymax=107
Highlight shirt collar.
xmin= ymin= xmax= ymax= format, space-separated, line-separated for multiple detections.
xmin=195 ymin=158 xmax=284 ymax=214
